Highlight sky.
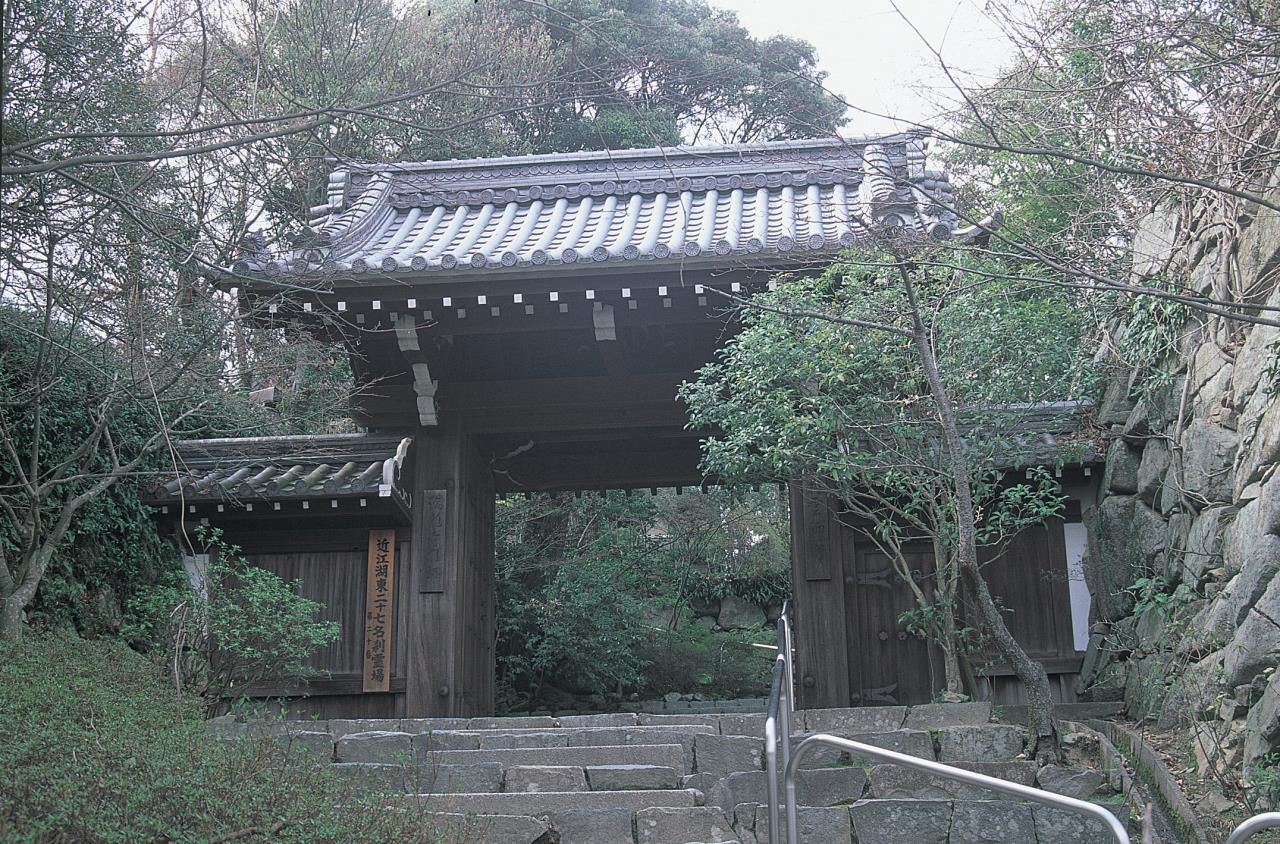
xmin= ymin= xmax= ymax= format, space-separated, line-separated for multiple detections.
xmin=716 ymin=0 xmax=1022 ymax=135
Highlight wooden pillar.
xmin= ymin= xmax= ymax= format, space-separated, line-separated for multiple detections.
xmin=788 ymin=484 xmax=851 ymax=709
xmin=405 ymin=416 xmax=496 ymax=716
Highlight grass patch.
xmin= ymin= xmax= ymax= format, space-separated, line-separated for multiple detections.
xmin=0 ymin=631 xmax=452 ymax=842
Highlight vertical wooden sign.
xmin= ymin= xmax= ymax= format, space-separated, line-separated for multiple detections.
xmin=419 ymin=489 xmax=447 ymax=593
xmin=363 ymin=528 xmax=396 ymax=692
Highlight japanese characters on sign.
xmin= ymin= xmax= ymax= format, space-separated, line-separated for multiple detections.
xmin=363 ymin=529 xmax=396 ymax=692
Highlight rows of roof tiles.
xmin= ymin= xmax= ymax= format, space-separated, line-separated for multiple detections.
xmin=233 ymin=136 xmax=959 ymax=280
xmin=152 ymin=435 xmax=412 ymax=504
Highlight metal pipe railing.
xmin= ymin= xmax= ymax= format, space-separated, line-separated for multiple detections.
xmin=784 ymin=734 xmax=1131 ymax=844
xmin=762 ymin=600 xmax=793 ymax=844
xmin=1226 ymin=812 xmax=1280 ymax=844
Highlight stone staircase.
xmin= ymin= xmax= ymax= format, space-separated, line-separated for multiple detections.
xmin=210 ymin=702 xmax=1133 ymax=843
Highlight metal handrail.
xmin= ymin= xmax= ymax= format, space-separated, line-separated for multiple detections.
xmin=1226 ymin=812 xmax=1280 ymax=844
xmin=763 ymin=600 xmax=794 ymax=844
xmin=784 ymin=735 xmax=1131 ymax=844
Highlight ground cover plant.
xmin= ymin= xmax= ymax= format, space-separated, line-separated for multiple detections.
xmin=0 ymin=631 xmax=457 ymax=843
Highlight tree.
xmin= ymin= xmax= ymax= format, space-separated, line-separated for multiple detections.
xmin=682 ymin=246 xmax=1095 ymax=761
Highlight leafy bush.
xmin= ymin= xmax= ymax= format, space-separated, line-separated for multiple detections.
xmin=125 ymin=526 xmax=338 ymax=709
xmin=0 ymin=631 xmax=459 ymax=842
xmin=634 ymin=624 xmax=774 ymax=700
xmin=493 ymin=488 xmax=791 ymax=708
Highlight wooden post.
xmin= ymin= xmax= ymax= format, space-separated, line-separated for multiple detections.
xmin=405 ymin=418 xmax=497 ymax=716
xmin=363 ymin=528 xmax=396 ymax=692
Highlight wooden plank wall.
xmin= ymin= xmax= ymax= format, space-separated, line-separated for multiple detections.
xmin=790 ymin=489 xmax=1082 ymax=710
xmin=232 ymin=526 xmax=412 ymax=718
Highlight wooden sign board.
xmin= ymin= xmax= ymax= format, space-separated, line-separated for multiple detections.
xmin=420 ymin=489 xmax=447 ymax=593
xmin=363 ymin=528 xmax=396 ymax=692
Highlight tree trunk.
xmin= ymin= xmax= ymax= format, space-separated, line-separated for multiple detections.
xmin=1 ymin=595 xmax=23 ymax=642
xmin=900 ymin=263 xmax=1061 ymax=762
xmin=962 ymin=561 xmax=1060 ymax=761
xmin=940 ymin=608 xmax=965 ymax=697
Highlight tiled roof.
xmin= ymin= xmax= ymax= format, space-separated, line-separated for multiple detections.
xmin=232 ymin=134 xmax=970 ymax=281
xmin=150 ymin=434 xmax=412 ymax=511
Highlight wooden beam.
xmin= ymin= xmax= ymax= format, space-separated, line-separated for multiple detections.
xmin=394 ymin=314 xmax=438 ymax=426
xmin=493 ymin=444 xmax=707 ymax=492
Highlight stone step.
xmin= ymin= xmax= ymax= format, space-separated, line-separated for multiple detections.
xmin=417 ymin=797 xmax=1131 ymax=843
xmin=730 ymin=798 xmax=1131 ymax=844
xmin=389 ymin=743 xmax=689 ymax=773
xmin=406 ymin=787 xmax=703 ymax=815
xmin=329 ymin=761 xmax=684 ymax=794
xmin=417 ymin=723 xmax=719 ymax=751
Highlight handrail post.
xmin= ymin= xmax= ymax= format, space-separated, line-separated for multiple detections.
xmin=764 ymin=601 xmax=794 ymax=844
xmin=1226 ymin=812 xmax=1280 ymax=844
xmin=764 ymin=650 xmax=783 ymax=844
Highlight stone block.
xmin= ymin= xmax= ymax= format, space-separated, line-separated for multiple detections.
xmin=586 ymin=764 xmax=679 ymax=791
xmin=1183 ymin=505 xmax=1230 ymax=584
xmin=1105 ymin=440 xmax=1142 ymax=494
xmin=504 ymin=764 xmax=588 ymax=793
xmin=1034 ymin=764 xmax=1105 ymax=800
xmin=1238 ymin=395 xmax=1280 ymax=491
xmin=1130 ymin=206 xmax=1181 ymax=280
xmin=398 ymin=717 xmax=468 ymax=735
xmin=412 ymin=788 xmax=699 ymax=814
xmin=1135 ymin=439 xmax=1170 ymax=504
xmin=1090 ymin=496 xmax=1167 ymax=620
xmin=335 ymin=730 xmax=413 ymax=764
xmin=718 ymin=713 xmax=766 ymax=736
xmin=695 ymin=734 xmax=763 ymax=776
xmin=1223 ymin=574 xmax=1280 ymax=688
xmin=411 ymin=762 xmax=503 ymax=794
xmin=566 ymin=727 xmax=626 ymax=746
xmin=683 ymin=772 xmax=720 ymax=793
xmin=480 ymin=731 xmax=568 ymax=749
xmin=413 ymin=730 xmax=481 ymax=753
xmin=466 ymin=715 xmax=556 ymax=730
xmin=1225 ymin=496 xmax=1280 ymax=575
xmin=868 ymin=761 xmax=1037 ymax=800
xmin=804 ymin=706 xmax=907 ymax=734
xmin=557 ymin=712 xmax=638 ymax=728
xmin=1181 ymin=421 xmax=1239 ymax=503
xmin=629 ymin=727 xmax=700 ymax=772
xmin=841 ymin=729 xmax=935 ymax=761
xmin=903 ymin=702 xmax=993 ymax=730
xmin=424 ymin=812 xmax=552 ymax=844
xmin=1244 ymin=674 xmax=1280 ymax=770
xmin=848 ymin=798 xmax=952 ymax=844
xmin=711 ymin=767 xmax=866 ymax=812
xmin=718 ymin=594 xmax=767 ymax=629
xmin=638 ymin=712 xmax=722 ymax=728
xmin=549 ymin=808 xmax=634 ymax=844
xmin=949 ymin=800 xmax=1037 ymax=844
xmin=936 ymin=725 xmax=1026 ymax=763
xmin=278 ymin=730 xmax=333 ymax=761
xmin=749 ymin=803 xmax=851 ymax=844
xmin=329 ymin=718 xmax=402 ymax=738
xmin=635 ymin=806 xmax=738 ymax=843
xmin=1033 ymin=804 xmax=1131 ymax=844
xmin=328 ymin=762 xmax=407 ymax=791
xmin=1163 ymin=511 xmax=1192 ymax=585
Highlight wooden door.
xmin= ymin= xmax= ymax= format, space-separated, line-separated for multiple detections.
xmin=842 ymin=542 xmax=943 ymax=706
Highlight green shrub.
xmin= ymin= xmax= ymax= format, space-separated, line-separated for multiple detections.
xmin=124 ymin=526 xmax=338 ymax=710
xmin=634 ymin=624 xmax=774 ymax=700
xmin=0 ymin=631 xmax=459 ymax=842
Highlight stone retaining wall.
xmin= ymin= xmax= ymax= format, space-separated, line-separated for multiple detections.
xmin=1076 ymin=177 xmax=1279 ymax=802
